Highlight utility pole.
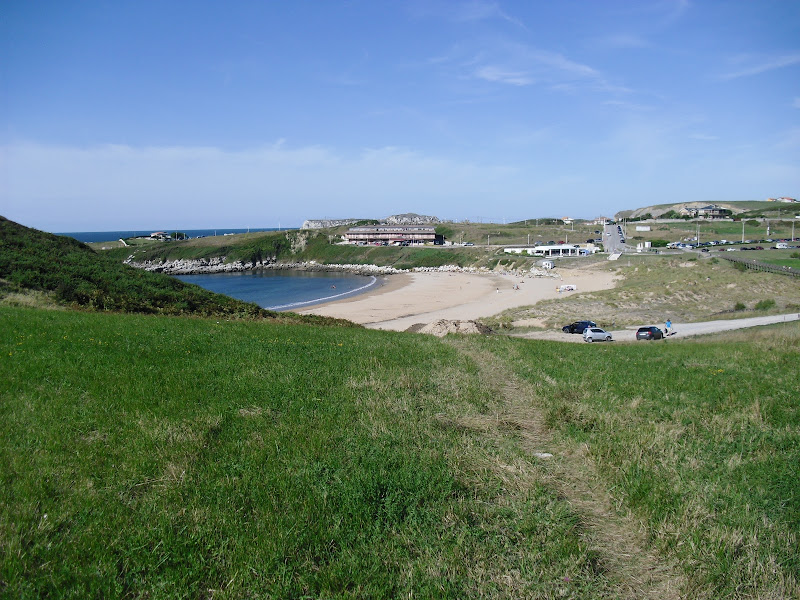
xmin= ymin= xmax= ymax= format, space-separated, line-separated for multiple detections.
xmin=742 ymin=220 xmax=745 ymax=243
xmin=487 ymin=234 xmax=490 ymax=247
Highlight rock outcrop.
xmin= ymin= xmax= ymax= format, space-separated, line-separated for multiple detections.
xmin=413 ymin=319 xmax=493 ymax=337
xmin=383 ymin=213 xmax=440 ymax=225
xmin=124 ymin=256 xmax=560 ymax=278
xmin=301 ymin=219 xmax=364 ymax=229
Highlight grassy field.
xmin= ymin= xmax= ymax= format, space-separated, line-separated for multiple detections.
xmin=2 ymin=304 xmax=798 ymax=598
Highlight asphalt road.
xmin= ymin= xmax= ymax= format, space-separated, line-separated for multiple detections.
xmin=603 ymin=222 xmax=627 ymax=253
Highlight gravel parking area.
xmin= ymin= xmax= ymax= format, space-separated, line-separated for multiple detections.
xmin=516 ymin=313 xmax=800 ymax=343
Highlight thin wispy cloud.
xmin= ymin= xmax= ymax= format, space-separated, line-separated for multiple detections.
xmin=474 ymin=65 xmax=533 ymax=86
xmin=408 ymin=0 xmax=525 ymax=29
xmin=792 ymin=97 xmax=800 ymax=109
xmin=604 ymin=100 xmax=655 ymax=112
xmin=529 ymin=49 xmax=600 ymax=80
xmin=664 ymin=0 xmax=691 ymax=23
xmin=719 ymin=54 xmax=800 ymax=80
xmin=689 ymin=133 xmax=718 ymax=141
xmin=451 ymin=1 xmax=526 ymax=29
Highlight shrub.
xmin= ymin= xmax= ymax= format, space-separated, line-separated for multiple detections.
xmin=734 ymin=302 xmax=746 ymax=311
xmin=754 ymin=299 xmax=776 ymax=311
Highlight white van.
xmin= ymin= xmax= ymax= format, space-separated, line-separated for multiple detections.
xmin=775 ymin=242 xmax=789 ymax=249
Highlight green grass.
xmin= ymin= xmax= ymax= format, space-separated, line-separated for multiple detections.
xmin=739 ymin=250 xmax=800 ymax=270
xmin=468 ymin=326 xmax=800 ymax=599
xmin=1 ymin=306 xmax=618 ymax=599
xmin=2 ymin=305 xmax=798 ymax=598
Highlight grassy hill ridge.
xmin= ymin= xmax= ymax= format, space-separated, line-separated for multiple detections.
xmin=615 ymin=200 xmax=799 ymax=220
xmin=0 ymin=216 xmax=353 ymax=327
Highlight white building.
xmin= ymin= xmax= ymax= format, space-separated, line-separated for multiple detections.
xmin=504 ymin=244 xmax=596 ymax=258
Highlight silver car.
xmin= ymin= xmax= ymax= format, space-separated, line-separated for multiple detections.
xmin=583 ymin=327 xmax=613 ymax=342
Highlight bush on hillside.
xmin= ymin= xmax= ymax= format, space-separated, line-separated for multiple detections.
xmin=754 ymin=299 xmax=776 ymax=311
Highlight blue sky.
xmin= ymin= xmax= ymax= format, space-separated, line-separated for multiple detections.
xmin=2 ymin=1 xmax=798 ymax=231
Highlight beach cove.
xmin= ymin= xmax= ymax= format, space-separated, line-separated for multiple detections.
xmin=298 ymin=263 xmax=618 ymax=331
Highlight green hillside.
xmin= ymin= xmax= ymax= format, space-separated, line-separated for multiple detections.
xmin=0 ymin=216 xmax=350 ymax=327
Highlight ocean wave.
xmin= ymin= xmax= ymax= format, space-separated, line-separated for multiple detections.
xmin=267 ymin=276 xmax=379 ymax=310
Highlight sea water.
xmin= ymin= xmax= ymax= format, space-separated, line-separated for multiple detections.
xmin=174 ymin=270 xmax=377 ymax=311
xmin=57 ymin=228 xmax=280 ymax=243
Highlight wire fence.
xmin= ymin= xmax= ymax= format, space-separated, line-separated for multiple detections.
xmin=719 ymin=255 xmax=800 ymax=278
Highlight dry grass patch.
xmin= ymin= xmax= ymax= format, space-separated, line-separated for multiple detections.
xmin=491 ymin=255 xmax=800 ymax=331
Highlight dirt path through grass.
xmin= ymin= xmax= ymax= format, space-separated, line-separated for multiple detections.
xmin=447 ymin=338 xmax=686 ymax=599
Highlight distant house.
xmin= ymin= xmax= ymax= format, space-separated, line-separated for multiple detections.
xmin=561 ymin=216 xmax=574 ymax=225
xmin=343 ymin=225 xmax=439 ymax=245
xmin=592 ymin=216 xmax=610 ymax=225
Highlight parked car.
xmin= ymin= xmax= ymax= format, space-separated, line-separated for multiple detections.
xmin=583 ymin=327 xmax=613 ymax=342
xmin=562 ymin=320 xmax=597 ymax=334
xmin=636 ymin=326 xmax=664 ymax=340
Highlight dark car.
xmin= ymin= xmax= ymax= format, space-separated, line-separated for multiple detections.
xmin=562 ymin=320 xmax=597 ymax=334
xmin=636 ymin=326 xmax=664 ymax=340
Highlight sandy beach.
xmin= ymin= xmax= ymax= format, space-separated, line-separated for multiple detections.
xmin=297 ymin=264 xmax=617 ymax=331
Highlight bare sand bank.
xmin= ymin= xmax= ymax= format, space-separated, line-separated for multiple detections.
xmin=297 ymin=265 xmax=617 ymax=331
